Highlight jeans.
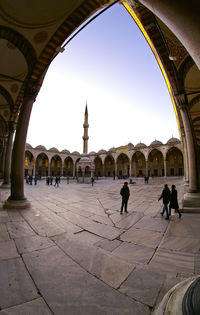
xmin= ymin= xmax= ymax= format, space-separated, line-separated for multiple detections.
xmin=121 ymin=199 xmax=128 ymax=212
xmin=162 ymin=203 xmax=169 ymax=219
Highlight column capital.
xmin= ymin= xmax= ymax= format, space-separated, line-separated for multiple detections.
xmin=7 ymin=121 xmax=16 ymax=134
xmin=176 ymin=93 xmax=187 ymax=110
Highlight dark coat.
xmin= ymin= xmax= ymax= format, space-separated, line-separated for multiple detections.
xmin=120 ymin=186 xmax=130 ymax=201
xmin=170 ymin=189 xmax=179 ymax=209
xmin=159 ymin=187 xmax=171 ymax=204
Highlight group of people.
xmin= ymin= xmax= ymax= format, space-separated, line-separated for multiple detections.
xmin=120 ymin=181 xmax=182 ymax=219
xmin=46 ymin=176 xmax=60 ymax=186
xmin=158 ymin=184 xmax=182 ymax=220
xmin=144 ymin=176 xmax=149 ymax=184
xmin=26 ymin=175 xmax=37 ymax=185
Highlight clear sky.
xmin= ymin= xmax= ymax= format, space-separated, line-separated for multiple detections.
xmin=27 ymin=2 xmax=180 ymax=154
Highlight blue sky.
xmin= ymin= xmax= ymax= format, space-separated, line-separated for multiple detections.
xmin=27 ymin=3 xmax=180 ymax=153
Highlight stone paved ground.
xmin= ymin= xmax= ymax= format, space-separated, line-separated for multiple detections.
xmin=0 ymin=177 xmax=199 ymax=314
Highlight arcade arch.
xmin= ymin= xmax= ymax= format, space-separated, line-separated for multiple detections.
xmin=36 ymin=153 xmax=48 ymax=177
xmin=104 ymin=155 xmax=115 ymax=177
xmin=94 ymin=156 xmax=103 ymax=177
xmin=131 ymin=151 xmax=146 ymax=177
xmin=50 ymin=155 xmax=62 ymax=176
xmin=148 ymin=149 xmax=164 ymax=177
xmin=63 ymin=156 xmax=73 ymax=177
xmin=166 ymin=147 xmax=184 ymax=176
xmin=117 ymin=153 xmax=130 ymax=178
xmin=24 ymin=151 xmax=34 ymax=177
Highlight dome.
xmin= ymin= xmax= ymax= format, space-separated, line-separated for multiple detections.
xmin=128 ymin=143 xmax=134 ymax=149
xmin=150 ymin=140 xmax=163 ymax=146
xmin=61 ymin=149 xmax=70 ymax=154
xmin=49 ymin=147 xmax=59 ymax=153
xmin=26 ymin=143 xmax=32 ymax=149
xmin=79 ymin=156 xmax=92 ymax=162
xmin=98 ymin=149 xmax=107 ymax=154
xmin=72 ymin=151 xmax=80 ymax=155
xmin=35 ymin=145 xmax=47 ymax=151
xmin=89 ymin=151 xmax=96 ymax=155
xmin=135 ymin=142 xmax=147 ymax=148
xmin=108 ymin=147 xmax=116 ymax=153
xmin=166 ymin=137 xmax=180 ymax=144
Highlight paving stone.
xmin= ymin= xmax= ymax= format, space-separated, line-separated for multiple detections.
xmin=112 ymin=242 xmax=155 ymax=264
xmin=0 ymin=298 xmax=52 ymax=315
xmin=119 ymin=266 xmax=165 ymax=307
xmin=120 ymin=227 xmax=163 ymax=248
xmin=53 ymin=234 xmax=135 ymax=289
xmin=95 ymin=238 xmax=122 ymax=252
xmin=115 ymin=212 xmax=143 ymax=229
xmin=166 ymin=215 xmax=200 ymax=238
xmin=159 ymin=235 xmax=200 ymax=253
xmin=0 ymin=224 xmax=10 ymax=242
xmin=0 ymin=258 xmax=39 ymax=309
xmin=14 ymin=235 xmax=55 ymax=254
xmin=134 ymin=216 xmax=168 ymax=232
xmin=72 ymin=230 xmax=102 ymax=244
xmin=7 ymin=221 xmax=36 ymax=239
xmin=0 ymin=240 xmax=19 ymax=260
xmin=89 ymin=214 xmax=114 ymax=226
xmin=23 ymin=245 xmax=149 ymax=314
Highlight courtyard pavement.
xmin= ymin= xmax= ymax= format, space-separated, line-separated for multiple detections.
xmin=0 ymin=177 xmax=200 ymax=314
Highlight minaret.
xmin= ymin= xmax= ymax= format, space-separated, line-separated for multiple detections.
xmin=83 ymin=103 xmax=89 ymax=154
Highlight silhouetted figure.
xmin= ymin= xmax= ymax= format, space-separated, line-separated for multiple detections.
xmin=34 ymin=176 xmax=37 ymax=185
xmin=50 ymin=176 xmax=53 ymax=185
xmin=54 ymin=176 xmax=59 ymax=187
xmin=46 ymin=177 xmax=50 ymax=185
xmin=67 ymin=177 xmax=69 ymax=184
xmin=91 ymin=177 xmax=94 ymax=186
xmin=169 ymin=184 xmax=182 ymax=218
xmin=120 ymin=182 xmax=130 ymax=214
xmin=158 ymin=184 xmax=171 ymax=220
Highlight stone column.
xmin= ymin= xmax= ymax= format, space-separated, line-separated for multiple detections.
xmin=102 ymin=164 xmax=105 ymax=177
xmin=115 ymin=163 xmax=117 ymax=178
xmin=33 ymin=161 xmax=36 ymax=177
xmin=4 ymin=80 xmax=40 ymax=209
xmin=48 ymin=161 xmax=50 ymax=177
xmin=129 ymin=161 xmax=132 ymax=177
xmin=145 ymin=159 xmax=148 ymax=176
xmin=138 ymin=0 xmax=200 ymax=69
xmin=164 ymin=158 xmax=167 ymax=177
xmin=0 ymin=138 xmax=7 ymax=180
xmin=1 ymin=122 xmax=15 ymax=188
xmin=182 ymin=133 xmax=189 ymax=183
xmin=73 ymin=163 xmax=75 ymax=177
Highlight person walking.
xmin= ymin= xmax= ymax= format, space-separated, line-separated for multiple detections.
xmin=120 ymin=182 xmax=130 ymax=214
xmin=54 ymin=176 xmax=59 ymax=187
xmin=158 ymin=184 xmax=171 ymax=220
xmin=91 ymin=177 xmax=94 ymax=186
xmin=169 ymin=184 xmax=182 ymax=218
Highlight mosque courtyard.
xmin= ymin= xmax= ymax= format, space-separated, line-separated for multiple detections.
xmin=0 ymin=177 xmax=200 ymax=314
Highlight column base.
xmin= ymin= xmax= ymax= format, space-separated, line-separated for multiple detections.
xmin=152 ymin=276 xmax=199 ymax=315
xmin=182 ymin=191 xmax=200 ymax=212
xmin=0 ymin=183 xmax=10 ymax=189
xmin=3 ymin=198 xmax=31 ymax=209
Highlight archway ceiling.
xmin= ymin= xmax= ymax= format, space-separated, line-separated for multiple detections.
xmin=0 ymin=0 xmax=199 ymax=143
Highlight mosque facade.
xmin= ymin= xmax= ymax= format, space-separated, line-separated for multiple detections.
xmin=25 ymin=106 xmax=184 ymax=179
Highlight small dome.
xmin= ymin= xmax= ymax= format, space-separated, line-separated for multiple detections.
xmin=98 ymin=149 xmax=107 ymax=154
xmin=150 ymin=140 xmax=163 ymax=146
xmin=49 ymin=147 xmax=59 ymax=153
xmin=80 ymin=156 xmax=92 ymax=162
xmin=108 ymin=147 xmax=116 ymax=153
xmin=35 ymin=145 xmax=47 ymax=151
xmin=89 ymin=151 xmax=96 ymax=155
xmin=128 ymin=143 xmax=134 ymax=149
xmin=135 ymin=142 xmax=147 ymax=148
xmin=61 ymin=149 xmax=70 ymax=154
xmin=26 ymin=143 xmax=32 ymax=149
xmin=166 ymin=137 xmax=180 ymax=144
xmin=72 ymin=151 xmax=80 ymax=155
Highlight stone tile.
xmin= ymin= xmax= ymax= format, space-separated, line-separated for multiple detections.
xmin=23 ymin=246 xmax=149 ymax=314
xmin=115 ymin=212 xmax=143 ymax=229
xmin=0 ymin=258 xmax=39 ymax=309
xmin=112 ymin=242 xmax=155 ymax=264
xmin=0 ymin=240 xmax=19 ymax=260
xmin=95 ymin=238 xmax=122 ymax=252
xmin=72 ymin=231 xmax=102 ymax=245
xmin=14 ymin=235 xmax=55 ymax=254
xmin=0 ymin=224 xmax=10 ymax=242
xmin=120 ymin=227 xmax=163 ymax=248
xmin=150 ymin=248 xmax=195 ymax=274
xmin=7 ymin=221 xmax=36 ymax=239
xmin=0 ymin=298 xmax=52 ymax=315
xmin=159 ymin=235 xmax=200 ymax=253
xmin=166 ymin=215 xmax=200 ymax=238
xmin=59 ymin=212 xmax=123 ymax=240
xmin=53 ymin=234 xmax=134 ymax=289
xmin=134 ymin=216 xmax=168 ymax=232
xmin=119 ymin=266 xmax=165 ymax=307
xmin=89 ymin=214 xmax=114 ymax=226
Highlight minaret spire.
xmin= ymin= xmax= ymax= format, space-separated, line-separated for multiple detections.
xmin=83 ymin=102 xmax=89 ymax=154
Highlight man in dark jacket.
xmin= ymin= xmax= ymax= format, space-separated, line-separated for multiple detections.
xmin=120 ymin=182 xmax=130 ymax=214
xmin=158 ymin=184 xmax=171 ymax=220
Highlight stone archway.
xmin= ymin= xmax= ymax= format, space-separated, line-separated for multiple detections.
xmin=117 ymin=153 xmax=130 ymax=178
xmin=50 ymin=155 xmax=62 ymax=176
xmin=36 ymin=153 xmax=49 ymax=177
xmin=166 ymin=147 xmax=184 ymax=176
xmin=94 ymin=156 xmax=103 ymax=177
xmin=148 ymin=149 xmax=164 ymax=177
xmin=131 ymin=151 xmax=146 ymax=177
xmin=25 ymin=150 xmax=34 ymax=177
xmin=104 ymin=155 xmax=115 ymax=177
xmin=63 ymin=156 xmax=73 ymax=177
